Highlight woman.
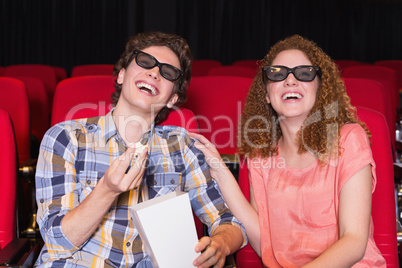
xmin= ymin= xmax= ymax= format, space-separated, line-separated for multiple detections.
xmin=190 ymin=35 xmax=386 ymax=267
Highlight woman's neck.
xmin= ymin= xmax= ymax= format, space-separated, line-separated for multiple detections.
xmin=278 ymin=117 xmax=302 ymax=148
xmin=278 ymin=118 xmax=317 ymax=169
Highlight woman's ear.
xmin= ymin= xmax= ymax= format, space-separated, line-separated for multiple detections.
xmin=117 ymin=69 xmax=125 ymax=84
xmin=266 ymin=93 xmax=271 ymax=104
xmin=167 ymin=94 xmax=179 ymax=108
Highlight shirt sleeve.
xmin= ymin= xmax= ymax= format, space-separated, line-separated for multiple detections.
xmin=338 ymin=124 xmax=376 ymax=194
xmin=182 ymin=135 xmax=247 ymax=246
xmin=35 ymin=123 xmax=83 ymax=258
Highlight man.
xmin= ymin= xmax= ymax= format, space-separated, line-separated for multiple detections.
xmin=35 ymin=31 xmax=245 ymax=268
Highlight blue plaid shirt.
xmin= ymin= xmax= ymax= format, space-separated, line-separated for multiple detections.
xmin=35 ymin=110 xmax=246 ymax=267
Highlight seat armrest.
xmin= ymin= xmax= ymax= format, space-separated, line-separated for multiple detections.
xmin=19 ymin=158 xmax=37 ymax=182
xmin=224 ymin=254 xmax=236 ymax=267
xmin=221 ymin=154 xmax=240 ymax=165
xmin=394 ymin=162 xmax=402 ymax=184
xmin=221 ymin=154 xmax=241 ymax=181
xmin=0 ymin=238 xmax=30 ymax=266
xmin=16 ymin=244 xmax=40 ymax=266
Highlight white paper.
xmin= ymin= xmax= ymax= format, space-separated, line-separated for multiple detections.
xmin=130 ymin=191 xmax=200 ymax=268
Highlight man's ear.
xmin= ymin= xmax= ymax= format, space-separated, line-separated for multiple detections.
xmin=167 ymin=94 xmax=179 ymax=108
xmin=117 ymin=69 xmax=125 ymax=84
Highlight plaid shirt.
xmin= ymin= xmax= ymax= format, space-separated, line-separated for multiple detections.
xmin=35 ymin=110 xmax=245 ymax=268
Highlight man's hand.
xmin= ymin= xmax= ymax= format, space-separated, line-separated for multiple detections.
xmin=193 ymin=235 xmax=229 ymax=268
xmin=193 ymin=224 xmax=243 ymax=268
xmin=61 ymin=144 xmax=148 ymax=247
xmin=102 ymin=144 xmax=148 ymax=196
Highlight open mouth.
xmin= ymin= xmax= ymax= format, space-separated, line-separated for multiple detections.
xmin=282 ymin=92 xmax=302 ymax=100
xmin=136 ymin=82 xmax=157 ymax=96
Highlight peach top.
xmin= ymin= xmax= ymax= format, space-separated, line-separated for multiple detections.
xmin=248 ymin=124 xmax=386 ymax=267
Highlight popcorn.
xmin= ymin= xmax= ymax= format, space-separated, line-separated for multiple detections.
xmin=134 ymin=143 xmax=148 ymax=158
xmin=128 ymin=142 xmax=149 ymax=165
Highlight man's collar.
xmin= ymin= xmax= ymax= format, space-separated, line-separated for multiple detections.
xmin=102 ymin=108 xmax=118 ymax=143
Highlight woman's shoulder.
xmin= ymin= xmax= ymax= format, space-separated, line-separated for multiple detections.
xmin=340 ymin=123 xmax=368 ymax=140
xmin=339 ymin=123 xmax=371 ymax=152
xmin=340 ymin=123 xmax=364 ymax=133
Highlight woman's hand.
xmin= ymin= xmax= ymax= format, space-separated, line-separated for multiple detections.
xmin=189 ymin=132 xmax=229 ymax=178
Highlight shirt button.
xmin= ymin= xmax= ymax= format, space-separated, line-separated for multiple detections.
xmin=153 ymin=181 xmax=157 ymax=185
xmin=126 ymin=242 xmax=131 ymax=247
xmin=87 ymin=180 xmax=91 ymax=185
xmin=40 ymin=199 xmax=44 ymax=203
xmin=170 ymin=179 xmax=175 ymax=184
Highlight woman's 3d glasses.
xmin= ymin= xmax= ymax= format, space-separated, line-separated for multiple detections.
xmin=263 ymin=65 xmax=321 ymax=82
xmin=133 ymin=50 xmax=184 ymax=82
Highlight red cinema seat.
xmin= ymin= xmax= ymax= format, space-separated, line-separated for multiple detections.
xmin=158 ymin=106 xmax=199 ymax=133
xmin=343 ymin=78 xmax=395 ymax=158
xmin=51 ymin=76 xmax=115 ymax=126
xmin=356 ymin=107 xmax=399 ymax=267
xmin=0 ymin=109 xmax=17 ymax=249
xmin=7 ymin=76 xmax=49 ymax=142
xmin=0 ymin=77 xmax=31 ymax=165
xmin=0 ymin=77 xmax=36 ymax=235
xmin=71 ymin=64 xmax=114 ymax=77
xmin=375 ymin=60 xmax=402 ymax=92
xmin=342 ymin=65 xmax=399 ymax=119
xmin=53 ymin=66 xmax=68 ymax=82
xmin=334 ymin=60 xmax=370 ymax=74
xmin=5 ymin=64 xmax=58 ymax=107
xmin=185 ymin=76 xmax=253 ymax=155
xmin=191 ymin=60 xmax=222 ymax=77
xmin=207 ymin=66 xmax=257 ymax=78
xmin=0 ymin=108 xmax=40 ymax=266
xmin=232 ymin=59 xmax=262 ymax=73
xmin=236 ymin=157 xmax=264 ymax=268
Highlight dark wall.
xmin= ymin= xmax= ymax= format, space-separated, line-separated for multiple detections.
xmin=176 ymin=0 xmax=402 ymax=64
xmin=1 ymin=0 xmax=402 ymax=74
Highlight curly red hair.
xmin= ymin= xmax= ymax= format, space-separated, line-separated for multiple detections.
xmin=239 ymin=35 xmax=370 ymax=163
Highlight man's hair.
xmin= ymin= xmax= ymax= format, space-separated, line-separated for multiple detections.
xmin=111 ymin=31 xmax=193 ymax=124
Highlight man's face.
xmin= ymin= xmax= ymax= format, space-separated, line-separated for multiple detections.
xmin=116 ymin=45 xmax=180 ymax=118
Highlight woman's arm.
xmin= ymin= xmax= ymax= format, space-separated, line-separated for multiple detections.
xmin=189 ymin=132 xmax=261 ymax=255
xmin=302 ymin=165 xmax=372 ymax=268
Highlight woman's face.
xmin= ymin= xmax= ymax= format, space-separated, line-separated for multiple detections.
xmin=266 ymin=49 xmax=319 ymax=121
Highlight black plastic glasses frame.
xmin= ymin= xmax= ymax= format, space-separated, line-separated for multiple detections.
xmin=263 ymin=65 xmax=321 ymax=82
xmin=132 ymin=50 xmax=184 ymax=82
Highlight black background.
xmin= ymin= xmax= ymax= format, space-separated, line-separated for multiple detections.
xmin=1 ymin=0 xmax=401 ymax=75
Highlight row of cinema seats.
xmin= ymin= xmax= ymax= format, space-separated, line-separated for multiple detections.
xmin=191 ymin=59 xmax=261 ymax=78
xmin=1 ymin=59 xmax=399 ymax=156
xmin=1 ymin=60 xmax=402 ymax=266
xmin=0 ymin=108 xmax=40 ymax=266
xmin=0 ymin=60 xmax=259 ymax=154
